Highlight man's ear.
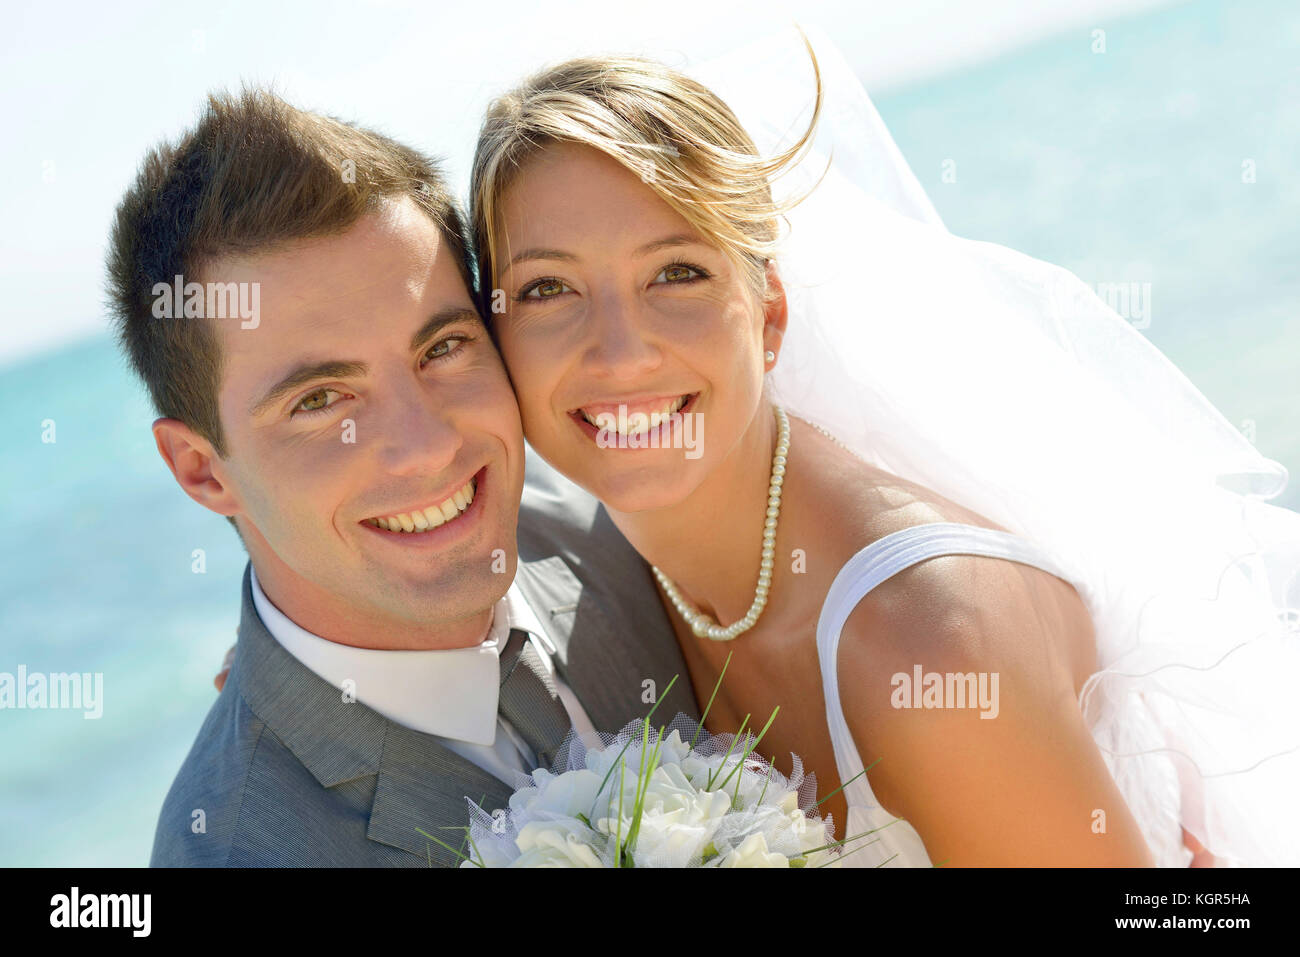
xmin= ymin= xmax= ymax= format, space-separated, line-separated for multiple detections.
xmin=761 ymin=260 xmax=789 ymax=364
xmin=152 ymin=418 xmax=241 ymax=518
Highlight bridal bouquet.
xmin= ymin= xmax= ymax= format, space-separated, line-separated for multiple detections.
xmin=450 ymin=712 xmax=843 ymax=868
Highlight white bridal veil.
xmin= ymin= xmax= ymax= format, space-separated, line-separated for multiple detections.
xmin=691 ymin=26 xmax=1300 ymax=866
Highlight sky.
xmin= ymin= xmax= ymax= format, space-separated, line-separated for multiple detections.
xmin=0 ymin=0 xmax=1175 ymax=364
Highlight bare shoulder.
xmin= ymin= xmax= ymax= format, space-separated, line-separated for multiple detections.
xmin=827 ymin=535 xmax=1146 ymax=863
xmin=788 ymin=422 xmax=1149 ymax=863
xmin=835 ymin=490 xmax=1097 ymax=726
xmin=836 ymin=600 xmax=1150 ymax=864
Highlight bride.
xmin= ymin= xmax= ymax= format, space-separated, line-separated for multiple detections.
xmin=468 ymin=28 xmax=1300 ymax=866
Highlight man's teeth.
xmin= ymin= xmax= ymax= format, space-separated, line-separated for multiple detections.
xmin=368 ymin=478 xmax=476 ymax=533
xmin=580 ymin=395 xmax=689 ymax=434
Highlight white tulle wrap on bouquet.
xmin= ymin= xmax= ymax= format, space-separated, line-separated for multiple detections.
xmin=692 ymin=27 xmax=1300 ymax=866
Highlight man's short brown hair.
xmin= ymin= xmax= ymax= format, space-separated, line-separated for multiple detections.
xmin=106 ymin=87 xmax=475 ymax=459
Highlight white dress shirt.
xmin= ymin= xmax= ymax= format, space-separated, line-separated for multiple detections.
xmin=249 ymin=565 xmax=598 ymax=786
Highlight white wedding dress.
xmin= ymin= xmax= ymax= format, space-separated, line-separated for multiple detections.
xmin=689 ymin=28 xmax=1300 ymax=867
xmin=816 ymin=522 xmax=1094 ymax=868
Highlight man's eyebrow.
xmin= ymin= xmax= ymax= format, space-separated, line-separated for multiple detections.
xmin=249 ymin=360 xmax=368 ymax=418
xmin=408 ymin=307 xmax=482 ymax=353
xmin=247 ymin=308 xmax=481 ymax=419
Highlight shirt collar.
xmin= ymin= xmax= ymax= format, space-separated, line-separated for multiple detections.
xmin=248 ymin=565 xmax=554 ymax=746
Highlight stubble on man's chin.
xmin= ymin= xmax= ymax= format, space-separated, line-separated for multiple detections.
xmin=348 ymin=541 xmax=517 ymax=631
xmin=362 ymin=564 xmax=508 ymax=626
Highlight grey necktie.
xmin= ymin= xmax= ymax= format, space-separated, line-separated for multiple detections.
xmin=497 ymin=628 xmax=572 ymax=769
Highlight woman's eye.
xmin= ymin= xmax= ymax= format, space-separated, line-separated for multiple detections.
xmin=653 ymin=263 xmax=705 ymax=284
xmin=292 ymin=388 xmax=341 ymax=416
xmin=522 ymin=278 xmax=571 ymax=300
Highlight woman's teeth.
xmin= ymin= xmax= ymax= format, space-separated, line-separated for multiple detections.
xmin=579 ymin=395 xmax=689 ymax=435
xmin=366 ymin=478 xmax=476 ymax=533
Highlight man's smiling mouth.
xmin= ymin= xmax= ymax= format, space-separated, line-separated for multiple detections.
xmin=362 ymin=475 xmax=478 ymax=533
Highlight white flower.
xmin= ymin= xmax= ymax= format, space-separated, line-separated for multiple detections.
xmin=716 ymin=832 xmax=790 ymax=868
xmin=511 ymin=819 xmax=605 ymax=868
xmin=595 ymin=762 xmax=733 ymax=867
xmin=679 ymin=753 xmax=720 ymax=789
xmin=656 ymin=729 xmax=693 ymax=766
xmin=508 ymin=768 xmax=603 ymax=821
xmin=457 ymin=718 xmax=841 ymax=868
xmin=786 ymin=808 xmax=840 ymax=868
xmin=583 ymin=729 xmax=690 ymax=783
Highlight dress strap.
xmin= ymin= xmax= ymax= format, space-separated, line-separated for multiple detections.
xmin=816 ymin=521 xmax=1082 ymax=810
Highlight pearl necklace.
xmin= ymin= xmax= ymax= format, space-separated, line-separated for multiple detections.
xmin=652 ymin=406 xmax=790 ymax=642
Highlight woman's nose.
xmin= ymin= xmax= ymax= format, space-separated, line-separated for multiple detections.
xmin=582 ymin=291 xmax=664 ymax=380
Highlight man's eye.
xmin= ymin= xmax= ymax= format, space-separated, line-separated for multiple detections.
xmin=521 ymin=278 xmax=571 ymax=300
xmin=422 ymin=335 xmax=468 ymax=365
xmin=292 ymin=388 xmax=341 ymax=416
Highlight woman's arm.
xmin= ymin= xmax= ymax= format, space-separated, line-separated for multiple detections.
xmin=837 ymin=554 xmax=1154 ymax=867
xmin=214 ymin=644 xmax=235 ymax=691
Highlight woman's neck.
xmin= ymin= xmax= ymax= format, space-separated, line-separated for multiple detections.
xmin=605 ymin=402 xmax=780 ymax=628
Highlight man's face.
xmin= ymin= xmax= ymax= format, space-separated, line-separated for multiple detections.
xmin=202 ymin=198 xmax=525 ymax=646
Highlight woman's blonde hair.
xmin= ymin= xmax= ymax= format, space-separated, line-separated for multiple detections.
xmin=469 ymin=36 xmax=823 ymax=308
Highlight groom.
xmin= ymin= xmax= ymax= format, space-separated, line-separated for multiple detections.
xmin=109 ymin=88 xmax=699 ymax=866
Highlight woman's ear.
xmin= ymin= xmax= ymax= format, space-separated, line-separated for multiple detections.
xmin=152 ymin=418 xmax=242 ymax=518
xmin=761 ymin=260 xmax=789 ymax=365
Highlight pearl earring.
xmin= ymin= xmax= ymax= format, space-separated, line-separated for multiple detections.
xmin=765 ymin=350 xmax=776 ymax=363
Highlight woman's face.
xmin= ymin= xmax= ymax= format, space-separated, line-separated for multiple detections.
xmin=491 ymin=142 xmax=784 ymax=513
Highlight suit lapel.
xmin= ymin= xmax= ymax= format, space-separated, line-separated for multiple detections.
xmin=366 ymin=722 xmax=516 ymax=866
xmin=366 ymin=548 xmax=703 ymax=864
xmin=237 ymin=531 xmax=701 ymax=868
xmin=234 ymin=563 xmax=516 ymax=866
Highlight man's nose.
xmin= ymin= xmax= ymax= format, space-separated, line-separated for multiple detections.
xmin=372 ymin=377 xmax=463 ymax=477
xmin=582 ymin=289 xmax=664 ymax=380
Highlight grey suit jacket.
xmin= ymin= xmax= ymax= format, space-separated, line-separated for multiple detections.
xmin=150 ymin=455 xmax=699 ymax=867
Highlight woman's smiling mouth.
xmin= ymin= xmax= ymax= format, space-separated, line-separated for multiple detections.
xmin=570 ymin=393 xmax=697 ymax=442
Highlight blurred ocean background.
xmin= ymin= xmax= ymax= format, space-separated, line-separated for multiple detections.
xmin=1 ymin=0 xmax=1296 ymax=865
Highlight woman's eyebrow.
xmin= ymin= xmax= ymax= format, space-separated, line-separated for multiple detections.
xmin=633 ymin=234 xmax=705 ymax=256
xmin=505 ymin=248 xmax=578 ymax=269
xmin=504 ymin=235 xmax=705 ymax=273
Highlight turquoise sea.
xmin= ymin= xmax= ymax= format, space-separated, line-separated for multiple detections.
xmin=1 ymin=0 xmax=1296 ymax=865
